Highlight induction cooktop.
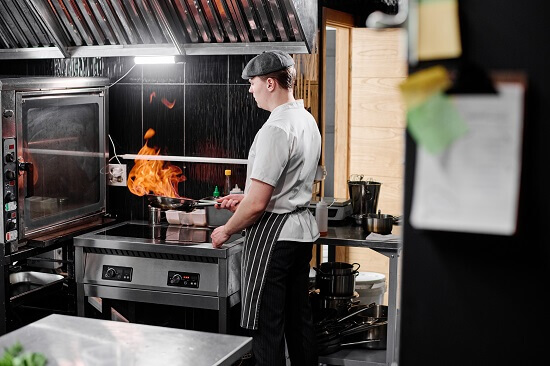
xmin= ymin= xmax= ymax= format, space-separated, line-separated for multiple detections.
xmin=96 ymin=223 xmax=212 ymax=244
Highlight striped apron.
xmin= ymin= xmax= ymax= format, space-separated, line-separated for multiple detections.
xmin=240 ymin=211 xmax=290 ymax=330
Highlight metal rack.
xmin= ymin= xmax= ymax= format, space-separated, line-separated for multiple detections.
xmin=315 ymin=223 xmax=401 ymax=366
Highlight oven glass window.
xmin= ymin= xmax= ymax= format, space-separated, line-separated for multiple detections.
xmin=20 ymin=93 xmax=105 ymax=234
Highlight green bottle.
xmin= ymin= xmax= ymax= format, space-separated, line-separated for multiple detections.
xmin=213 ymin=185 xmax=220 ymax=198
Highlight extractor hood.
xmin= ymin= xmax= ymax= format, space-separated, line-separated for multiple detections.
xmin=0 ymin=0 xmax=317 ymax=60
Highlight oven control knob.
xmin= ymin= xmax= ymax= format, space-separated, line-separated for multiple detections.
xmin=5 ymin=152 xmax=14 ymax=163
xmin=4 ymin=192 xmax=15 ymax=202
xmin=4 ymin=170 xmax=15 ymax=181
xmin=105 ymin=267 xmax=117 ymax=278
xmin=169 ymin=274 xmax=182 ymax=284
xmin=5 ymin=220 xmax=16 ymax=231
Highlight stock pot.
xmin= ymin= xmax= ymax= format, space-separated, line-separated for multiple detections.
xmin=314 ymin=262 xmax=360 ymax=297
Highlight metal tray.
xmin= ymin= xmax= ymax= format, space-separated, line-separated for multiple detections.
xmin=9 ymin=271 xmax=65 ymax=305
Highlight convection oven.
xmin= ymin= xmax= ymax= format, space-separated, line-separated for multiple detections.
xmin=0 ymin=77 xmax=109 ymax=253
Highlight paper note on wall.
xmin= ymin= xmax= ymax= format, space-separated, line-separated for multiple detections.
xmin=410 ymin=82 xmax=524 ymax=235
xmin=417 ymin=0 xmax=462 ymax=61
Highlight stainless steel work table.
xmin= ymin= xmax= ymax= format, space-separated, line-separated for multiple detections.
xmin=0 ymin=314 xmax=252 ymax=366
xmin=315 ymin=222 xmax=402 ymax=366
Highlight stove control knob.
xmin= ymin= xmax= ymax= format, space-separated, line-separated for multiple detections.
xmin=4 ymin=170 xmax=15 ymax=181
xmin=170 ymin=274 xmax=182 ymax=284
xmin=105 ymin=267 xmax=117 ymax=278
xmin=5 ymin=220 xmax=16 ymax=231
xmin=4 ymin=192 xmax=15 ymax=202
xmin=5 ymin=152 xmax=15 ymax=163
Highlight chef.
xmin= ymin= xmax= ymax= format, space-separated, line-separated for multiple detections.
xmin=211 ymin=50 xmax=321 ymax=366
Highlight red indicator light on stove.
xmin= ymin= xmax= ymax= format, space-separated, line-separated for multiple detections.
xmin=9 ymin=181 xmax=14 ymax=186
xmin=8 ymin=144 xmax=14 ymax=149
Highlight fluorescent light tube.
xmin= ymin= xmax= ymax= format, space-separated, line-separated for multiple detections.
xmin=134 ymin=56 xmax=176 ymax=64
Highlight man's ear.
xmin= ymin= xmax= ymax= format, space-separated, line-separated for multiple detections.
xmin=266 ymin=77 xmax=276 ymax=91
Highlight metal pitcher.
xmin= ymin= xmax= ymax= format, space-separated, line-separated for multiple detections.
xmin=348 ymin=178 xmax=382 ymax=223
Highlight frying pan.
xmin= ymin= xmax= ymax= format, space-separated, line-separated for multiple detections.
xmin=316 ymin=321 xmax=386 ymax=355
xmin=146 ymin=194 xmax=217 ymax=212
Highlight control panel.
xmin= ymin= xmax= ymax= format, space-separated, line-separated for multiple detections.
xmin=167 ymin=271 xmax=199 ymax=288
xmin=3 ymin=138 xmax=17 ymax=243
xmin=102 ymin=265 xmax=133 ymax=282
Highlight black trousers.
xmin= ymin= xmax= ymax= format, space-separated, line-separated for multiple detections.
xmin=249 ymin=240 xmax=318 ymax=366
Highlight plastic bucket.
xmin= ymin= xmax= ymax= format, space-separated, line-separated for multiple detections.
xmin=355 ymin=272 xmax=386 ymax=305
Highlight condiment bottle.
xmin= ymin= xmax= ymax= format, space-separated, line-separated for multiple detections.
xmin=223 ymin=169 xmax=232 ymax=196
xmin=316 ymin=197 xmax=328 ymax=237
xmin=230 ymin=184 xmax=243 ymax=194
xmin=213 ymin=186 xmax=220 ymax=198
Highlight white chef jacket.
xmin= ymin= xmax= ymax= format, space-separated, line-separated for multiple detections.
xmin=244 ymin=100 xmax=321 ymax=242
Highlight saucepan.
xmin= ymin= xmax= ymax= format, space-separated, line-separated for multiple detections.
xmin=363 ymin=210 xmax=394 ymax=235
xmin=146 ymin=195 xmax=217 ymax=212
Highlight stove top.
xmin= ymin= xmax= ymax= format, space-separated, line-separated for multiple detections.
xmin=95 ymin=223 xmax=212 ymax=244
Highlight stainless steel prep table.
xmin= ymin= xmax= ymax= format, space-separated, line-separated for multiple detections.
xmin=315 ymin=222 xmax=402 ymax=366
xmin=0 ymin=314 xmax=252 ymax=366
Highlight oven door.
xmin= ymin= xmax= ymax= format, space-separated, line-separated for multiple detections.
xmin=16 ymin=90 xmax=107 ymax=239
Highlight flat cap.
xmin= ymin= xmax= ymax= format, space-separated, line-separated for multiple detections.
xmin=241 ymin=50 xmax=294 ymax=79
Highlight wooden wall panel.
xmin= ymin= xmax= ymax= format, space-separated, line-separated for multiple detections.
xmin=345 ymin=28 xmax=406 ymax=296
xmin=348 ymin=126 xmax=405 ymax=179
xmin=350 ymin=77 xmax=407 ymax=128
xmin=351 ymin=29 xmax=408 ymax=77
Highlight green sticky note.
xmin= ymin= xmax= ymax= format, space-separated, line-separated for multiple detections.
xmin=407 ymin=92 xmax=468 ymax=154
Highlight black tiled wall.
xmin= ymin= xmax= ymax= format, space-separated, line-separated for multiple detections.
xmin=0 ymin=55 xmax=269 ymax=221
xmin=107 ymin=55 xmax=269 ymax=220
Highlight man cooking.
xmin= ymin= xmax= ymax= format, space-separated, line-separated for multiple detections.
xmin=211 ymin=50 xmax=321 ymax=366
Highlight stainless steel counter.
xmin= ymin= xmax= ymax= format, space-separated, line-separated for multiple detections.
xmin=316 ymin=221 xmax=401 ymax=256
xmin=0 ymin=314 xmax=251 ymax=366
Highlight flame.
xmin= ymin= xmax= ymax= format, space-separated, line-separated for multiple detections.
xmin=161 ymin=97 xmax=176 ymax=109
xmin=127 ymin=128 xmax=186 ymax=197
xmin=149 ymin=91 xmax=156 ymax=104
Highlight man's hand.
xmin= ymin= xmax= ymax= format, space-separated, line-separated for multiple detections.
xmin=215 ymin=194 xmax=244 ymax=213
xmin=210 ymin=179 xmax=274 ymax=248
xmin=211 ymin=225 xmax=231 ymax=248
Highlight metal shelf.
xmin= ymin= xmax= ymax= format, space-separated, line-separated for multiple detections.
xmin=320 ymin=349 xmax=386 ymax=366
xmin=316 ymin=221 xmax=402 ymax=366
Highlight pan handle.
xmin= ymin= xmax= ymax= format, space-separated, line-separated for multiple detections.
xmin=194 ymin=201 xmax=217 ymax=207
xmin=312 ymin=267 xmax=327 ymax=275
xmin=336 ymin=302 xmax=376 ymax=323
xmin=338 ymin=320 xmax=388 ymax=338
xmin=341 ymin=339 xmax=381 ymax=347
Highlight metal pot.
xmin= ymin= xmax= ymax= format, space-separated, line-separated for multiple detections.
xmin=313 ymin=262 xmax=360 ymax=297
xmin=315 ymin=272 xmax=358 ymax=297
xmin=364 ymin=210 xmax=394 ymax=234
xmin=309 ymin=290 xmax=358 ymax=316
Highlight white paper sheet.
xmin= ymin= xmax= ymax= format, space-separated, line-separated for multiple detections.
xmin=410 ymin=83 xmax=524 ymax=235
